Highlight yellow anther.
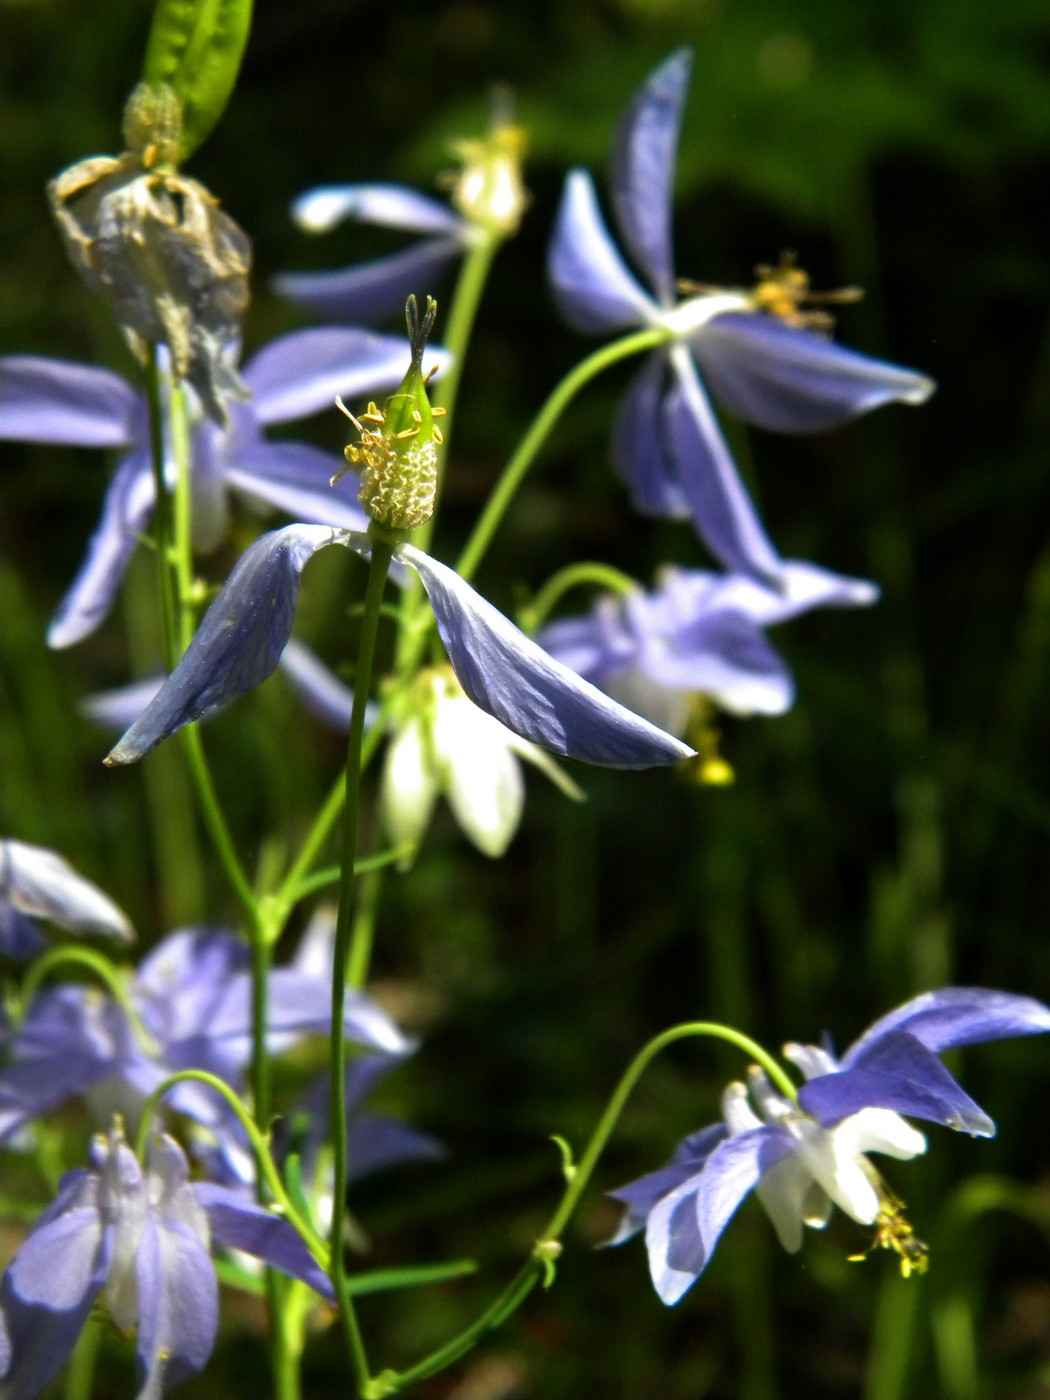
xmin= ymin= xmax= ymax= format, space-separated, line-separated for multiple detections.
xmin=750 ymin=251 xmax=862 ymax=332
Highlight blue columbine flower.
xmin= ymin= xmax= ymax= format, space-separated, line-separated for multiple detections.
xmin=273 ymin=184 xmax=471 ymax=323
xmin=547 ymin=48 xmax=934 ymax=582
xmin=0 ymin=1123 xmax=331 ymax=1400
xmin=0 ymin=839 xmax=134 ymax=960
xmin=0 ymin=926 xmax=410 ymax=1151
xmin=609 ymin=989 xmax=1050 ymax=1303
xmin=540 ymin=558 xmax=878 ymax=737
xmin=0 ymin=328 xmax=447 ymax=647
xmin=99 ymin=524 xmax=694 ymax=771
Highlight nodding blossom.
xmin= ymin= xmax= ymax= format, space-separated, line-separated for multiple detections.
xmin=609 ymin=988 xmax=1050 ymax=1303
xmin=0 ymin=926 xmax=410 ymax=1152
xmin=547 ymin=48 xmax=934 ymax=583
xmin=540 ymin=558 xmax=879 ymax=737
xmin=100 ymin=524 xmax=695 ymax=772
xmin=0 ymin=1124 xmax=331 ymax=1400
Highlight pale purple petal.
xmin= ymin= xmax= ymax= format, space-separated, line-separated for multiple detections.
xmin=0 ymin=356 xmax=138 ymax=447
xmin=346 ymin=1114 xmax=444 ymax=1181
xmin=135 ymin=929 xmax=249 ymax=1045
xmin=799 ymin=1030 xmax=996 ymax=1136
xmin=0 ymin=840 xmax=133 ymax=942
xmin=607 ymin=1123 xmax=727 ymax=1244
xmin=135 ymin=1214 xmax=218 ymax=1400
xmin=105 ymin=525 xmax=353 ymax=765
xmin=644 ymin=1127 xmax=789 ymax=1303
xmin=0 ymin=1212 xmax=110 ymax=1400
xmin=398 ymin=545 xmax=694 ymax=768
xmin=609 ymin=48 xmax=692 ymax=303
xmin=223 ymin=440 xmax=371 ymax=532
xmin=691 ymin=311 xmax=935 ymax=432
xmin=273 ymin=239 xmax=463 ymax=323
xmin=547 ymin=170 xmax=657 ymax=335
xmin=80 ymin=676 xmax=165 ymax=731
xmin=842 ymin=987 xmax=1050 ymax=1061
xmin=695 ymin=558 xmax=879 ymax=625
xmin=243 ymin=328 xmax=446 ymax=425
xmin=666 ymin=344 xmax=784 ymax=582
xmin=208 ymin=970 xmax=413 ymax=1057
xmin=290 ymin=183 xmax=465 ymax=237
xmin=612 ymin=354 xmax=691 ymax=517
xmin=194 ymin=1184 xmax=332 ymax=1296
xmin=0 ymin=906 xmax=45 ymax=960
xmin=47 ymin=450 xmax=156 ymax=649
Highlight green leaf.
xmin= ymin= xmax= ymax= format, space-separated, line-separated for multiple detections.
xmin=141 ymin=0 xmax=253 ymax=160
xmin=345 ymin=1259 xmax=478 ymax=1296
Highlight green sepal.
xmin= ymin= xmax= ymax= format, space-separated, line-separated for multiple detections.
xmin=141 ymin=0 xmax=253 ymax=160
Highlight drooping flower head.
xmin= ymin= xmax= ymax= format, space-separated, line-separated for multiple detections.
xmin=610 ymin=989 xmax=1050 ymax=1303
xmin=0 ymin=926 xmax=410 ymax=1152
xmin=379 ymin=665 xmax=584 ymax=863
xmin=101 ymin=525 xmax=694 ymax=772
xmin=540 ymin=558 xmax=878 ymax=760
xmin=547 ymin=49 xmax=934 ymax=583
xmin=0 ymin=1123 xmax=330 ymax=1400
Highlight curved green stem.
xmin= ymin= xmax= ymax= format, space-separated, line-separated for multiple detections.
xmin=519 ymin=561 xmax=639 ymax=634
xmin=17 ymin=945 xmax=155 ymax=1049
xmin=454 ymin=326 xmax=672 ymax=584
xmin=134 ymin=1069 xmax=328 ymax=1263
xmin=383 ymin=1019 xmax=792 ymax=1391
xmin=329 ymin=526 xmax=398 ymax=1394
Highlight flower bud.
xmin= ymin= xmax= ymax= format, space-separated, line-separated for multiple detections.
xmin=339 ymin=295 xmax=446 ymax=532
xmin=48 ymin=82 xmax=251 ymax=426
xmin=448 ymin=94 xmax=529 ymax=237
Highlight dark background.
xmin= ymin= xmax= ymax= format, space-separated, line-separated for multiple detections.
xmin=3 ymin=1 xmax=1050 ymax=1397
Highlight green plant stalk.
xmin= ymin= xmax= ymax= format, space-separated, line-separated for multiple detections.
xmin=329 ymin=526 xmax=398 ymax=1395
xmin=383 ymin=1020 xmax=793 ymax=1391
xmin=63 ymin=1312 xmax=102 ymax=1400
xmin=161 ymin=379 xmax=257 ymax=924
xmin=394 ymin=228 xmax=500 ymax=677
xmin=135 ymin=1068 xmax=327 ymax=1262
xmin=454 ymin=325 xmax=672 ymax=585
xmin=520 ymin=560 xmax=639 ymax=634
xmin=346 ymin=863 xmax=384 ymax=990
xmin=144 ymin=346 xmax=177 ymax=668
xmin=17 ymin=945 xmax=154 ymax=1048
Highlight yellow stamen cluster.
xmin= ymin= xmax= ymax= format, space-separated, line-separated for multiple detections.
xmin=849 ymin=1196 xmax=930 ymax=1278
xmin=681 ymin=695 xmax=735 ymax=786
xmin=750 ymin=251 xmax=863 ymax=333
xmin=335 ymin=395 xmax=447 ymax=532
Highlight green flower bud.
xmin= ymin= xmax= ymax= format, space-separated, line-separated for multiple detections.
xmin=448 ymin=96 xmax=529 ymax=237
xmin=338 ymin=295 xmax=447 ymax=532
xmin=48 ymin=82 xmax=251 ymax=427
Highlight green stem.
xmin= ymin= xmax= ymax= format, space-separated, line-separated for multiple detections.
xmin=134 ymin=1069 xmax=328 ymax=1263
xmin=329 ymin=527 xmax=397 ymax=1395
xmin=166 ymin=379 xmax=197 ymax=651
xmin=17 ymin=946 xmax=154 ymax=1048
xmin=346 ymin=864 xmax=384 ymax=990
xmin=143 ymin=347 xmax=176 ymax=669
xmin=455 ymin=326 xmax=671 ymax=584
xmin=384 ymin=1020 xmax=792 ymax=1391
xmin=64 ymin=1312 xmax=102 ymax=1400
xmin=394 ymin=231 xmax=500 ymax=679
xmin=179 ymin=723 xmax=258 ymax=925
xmin=520 ymin=561 xmax=639 ymax=634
